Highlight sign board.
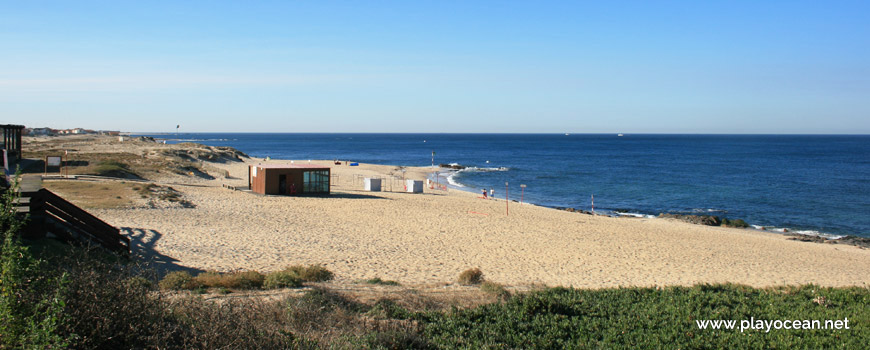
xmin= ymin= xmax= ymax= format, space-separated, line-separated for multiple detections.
xmin=46 ymin=156 xmax=62 ymax=167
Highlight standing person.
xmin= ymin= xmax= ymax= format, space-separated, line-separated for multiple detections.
xmin=490 ymin=188 xmax=494 ymax=199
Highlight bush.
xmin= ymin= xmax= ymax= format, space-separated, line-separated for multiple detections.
xmin=0 ymin=176 xmax=68 ymax=348
xmin=192 ymin=270 xmax=265 ymax=290
xmin=366 ymin=277 xmax=401 ymax=286
xmin=56 ymin=248 xmax=175 ymax=349
xmin=286 ymin=264 xmax=334 ymax=282
xmin=159 ymin=271 xmax=201 ymax=290
xmin=480 ymin=281 xmax=511 ymax=300
xmin=264 ymin=271 xmax=303 ymax=289
xmin=457 ymin=268 xmax=484 ymax=285
xmin=230 ymin=270 xmax=266 ymax=289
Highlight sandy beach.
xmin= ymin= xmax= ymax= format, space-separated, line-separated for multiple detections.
xmin=30 ymin=136 xmax=870 ymax=288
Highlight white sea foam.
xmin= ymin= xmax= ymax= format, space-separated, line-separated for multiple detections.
xmin=446 ymin=172 xmax=466 ymax=188
xmin=691 ymin=208 xmax=728 ymax=213
xmin=751 ymin=225 xmax=845 ymax=240
xmin=462 ymin=166 xmax=510 ymax=172
xmin=616 ymin=212 xmax=656 ymax=218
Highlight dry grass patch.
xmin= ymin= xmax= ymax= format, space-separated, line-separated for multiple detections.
xmin=458 ymin=268 xmax=484 ymax=285
xmin=42 ymin=180 xmax=139 ymax=209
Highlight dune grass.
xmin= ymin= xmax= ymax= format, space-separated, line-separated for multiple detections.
xmin=420 ymin=284 xmax=869 ymax=349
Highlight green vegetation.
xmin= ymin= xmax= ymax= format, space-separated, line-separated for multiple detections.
xmin=0 ymin=176 xmax=68 ymax=348
xmin=93 ymin=160 xmax=139 ymax=178
xmin=479 ymin=281 xmax=511 ymax=300
xmin=285 ymin=264 xmax=335 ymax=282
xmin=458 ymin=267 xmax=484 ymax=285
xmin=193 ymin=270 xmax=265 ymax=289
xmin=159 ymin=265 xmax=334 ymax=292
xmin=366 ymin=277 xmax=401 ymax=286
xmin=158 ymin=271 xmax=200 ymax=290
xmin=420 ymin=285 xmax=869 ymax=349
xmin=263 ymin=270 xmax=303 ymax=289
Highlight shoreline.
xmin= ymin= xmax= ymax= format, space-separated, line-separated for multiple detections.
xmin=28 ymin=135 xmax=870 ymax=288
xmin=433 ymin=164 xmax=866 ymax=243
xmin=121 ymin=134 xmax=870 ymax=245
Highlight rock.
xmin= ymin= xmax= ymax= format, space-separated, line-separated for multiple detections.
xmin=658 ymin=213 xmax=722 ymax=226
xmin=565 ymin=208 xmax=575 ymax=212
xmin=439 ymin=163 xmax=466 ymax=170
xmin=839 ymin=235 xmax=870 ymax=249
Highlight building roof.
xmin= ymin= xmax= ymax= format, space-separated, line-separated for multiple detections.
xmin=253 ymin=164 xmax=331 ymax=170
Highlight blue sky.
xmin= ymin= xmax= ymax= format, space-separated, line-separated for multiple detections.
xmin=2 ymin=1 xmax=868 ymax=133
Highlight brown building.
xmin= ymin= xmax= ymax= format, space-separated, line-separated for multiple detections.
xmin=248 ymin=164 xmax=331 ymax=195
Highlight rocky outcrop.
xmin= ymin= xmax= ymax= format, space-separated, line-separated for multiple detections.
xmin=786 ymin=234 xmax=870 ymax=249
xmin=658 ymin=213 xmax=722 ymax=226
xmin=439 ymin=163 xmax=466 ymax=170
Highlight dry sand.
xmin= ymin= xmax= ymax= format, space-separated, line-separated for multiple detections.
xmin=32 ymin=136 xmax=870 ymax=288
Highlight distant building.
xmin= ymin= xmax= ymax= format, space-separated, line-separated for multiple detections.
xmin=249 ymin=164 xmax=331 ymax=195
xmin=24 ymin=127 xmax=54 ymax=136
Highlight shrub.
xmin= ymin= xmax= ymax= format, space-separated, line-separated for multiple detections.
xmin=0 ymin=176 xmax=68 ymax=348
xmin=159 ymin=271 xmax=201 ymax=290
xmin=480 ymin=281 xmax=511 ymax=300
xmin=458 ymin=268 xmax=484 ymax=285
xmin=366 ymin=277 xmax=401 ymax=286
xmin=192 ymin=271 xmax=223 ymax=287
xmin=286 ymin=264 xmax=334 ymax=282
xmin=264 ymin=271 xmax=303 ymax=289
xmin=229 ymin=270 xmax=265 ymax=289
xmin=367 ymin=298 xmax=411 ymax=319
xmin=193 ymin=270 xmax=265 ymax=290
xmin=55 ymin=248 xmax=175 ymax=349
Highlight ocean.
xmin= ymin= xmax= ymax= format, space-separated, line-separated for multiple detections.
xmin=135 ymin=133 xmax=869 ymax=238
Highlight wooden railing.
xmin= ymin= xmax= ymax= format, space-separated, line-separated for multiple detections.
xmin=21 ymin=189 xmax=130 ymax=256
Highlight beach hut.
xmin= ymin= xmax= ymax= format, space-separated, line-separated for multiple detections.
xmin=364 ymin=178 xmax=381 ymax=191
xmin=248 ymin=164 xmax=330 ymax=195
xmin=405 ymin=179 xmax=423 ymax=193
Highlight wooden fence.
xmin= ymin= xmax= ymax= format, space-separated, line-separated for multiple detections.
xmin=20 ymin=189 xmax=130 ymax=256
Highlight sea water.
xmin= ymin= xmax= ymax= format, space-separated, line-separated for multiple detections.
xmin=135 ymin=133 xmax=869 ymax=238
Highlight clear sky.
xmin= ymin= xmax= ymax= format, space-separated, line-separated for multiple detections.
xmin=2 ymin=1 xmax=869 ymax=133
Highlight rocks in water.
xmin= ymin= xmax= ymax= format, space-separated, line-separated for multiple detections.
xmin=721 ymin=218 xmax=750 ymax=228
xmin=839 ymin=236 xmax=870 ymax=249
xmin=786 ymin=234 xmax=870 ymax=249
xmin=658 ymin=213 xmax=722 ymax=226
xmin=439 ymin=163 xmax=466 ymax=170
xmin=554 ymin=207 xmax=594 ymax=215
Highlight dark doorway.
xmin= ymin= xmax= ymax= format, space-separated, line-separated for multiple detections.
xmin=278 ymin=174 xmax=287 ymax=194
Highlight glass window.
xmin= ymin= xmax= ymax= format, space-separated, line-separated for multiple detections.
xmin=303 ymin=170 xmax=329 ymax=193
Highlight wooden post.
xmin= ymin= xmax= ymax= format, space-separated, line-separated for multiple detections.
xmin=505 ymin=182 xmax=509 ymax=216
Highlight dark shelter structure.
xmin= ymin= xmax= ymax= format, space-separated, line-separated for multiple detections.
xmin=1 ymin=124 xmax=25 ymax=162
xmin=249 ymin=164 xmax=330 ymax=195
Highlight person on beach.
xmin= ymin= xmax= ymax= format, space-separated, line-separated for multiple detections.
xmin=482 ymin=188 xmax=487 ymax=199
xmin=490 ymin=188 xmax=494 ymax=199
